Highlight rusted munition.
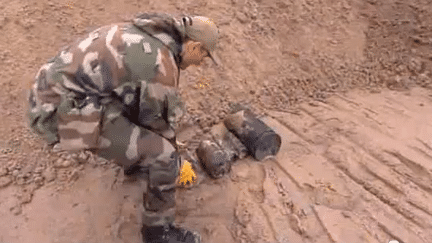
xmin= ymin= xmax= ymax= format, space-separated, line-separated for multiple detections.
xmin=223 ymin=109 xmax=282 ymax=161
xmin=210 ymin=123 xmax=249 ymax=161
xmin=196 ymin=140 xmax=231 ymax=179
xmin=195 ymin=109 xmax=281 ymax=178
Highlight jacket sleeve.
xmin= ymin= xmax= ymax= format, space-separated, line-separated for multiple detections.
xmin=165 ymin=88 xmax=185 ymax=132
xmin=138 ymin=81 xmax=185 ymax=142
xmin=27 ymin=59 xmax=62 ymax=145
xmin=136 ymin=47 xmax=185 ymax=142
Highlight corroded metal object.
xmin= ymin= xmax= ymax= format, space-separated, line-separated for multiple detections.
xmin=196 ymin=140 xmax=231 ymax=179
xmin=224 ymin=109 xmax=282 ymax=161
xmin=210 ymin=123 xmax=248 ymax=161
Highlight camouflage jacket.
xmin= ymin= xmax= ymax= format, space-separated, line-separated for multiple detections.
xmin=28 ymin=14 xmax=186 ymax=151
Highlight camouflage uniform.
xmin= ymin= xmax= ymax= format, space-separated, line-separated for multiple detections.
xmin=27 ymin=13 xmax=188 ymax=227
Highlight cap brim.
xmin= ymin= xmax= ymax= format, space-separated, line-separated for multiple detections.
xmin=208 ymin=51 xmax=221 ymax=66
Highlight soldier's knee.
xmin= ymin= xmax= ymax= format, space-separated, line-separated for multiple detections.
xmin=149 ymin=150 xmax=180 ymax=187
xmin=145 ymin=150 xmax=179 ymax=212
xmin=144 ymin=186 xmax=176 ymax=211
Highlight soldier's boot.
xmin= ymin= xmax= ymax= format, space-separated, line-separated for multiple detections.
xmin=142 ymin=223 xmax=202 ymax=243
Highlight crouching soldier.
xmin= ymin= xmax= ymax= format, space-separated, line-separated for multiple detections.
xmin=27 ymin=12 xmax=220 ymax=243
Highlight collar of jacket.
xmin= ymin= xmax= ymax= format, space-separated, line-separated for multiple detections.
xmin=132 ymin=17 xmax=184 ymax=65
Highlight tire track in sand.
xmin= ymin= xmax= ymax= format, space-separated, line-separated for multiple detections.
xmin=266 ymin=88 xmax=432 ymax=243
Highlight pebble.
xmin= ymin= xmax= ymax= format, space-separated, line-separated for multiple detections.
xmin=203 ymin=127 xmax=211 ymax=133
xmin=7 ymin=161 xmax=15 ymax=168
xmin=34 ymin=176 xmax=44 ymax=186
xmin=0 ymin=176 xmax=12 ymax=188
xmin=0 ymin=167 xmax=7 ymax=176
xmin=62 ymin=160 xmax=73 ymax=167
xmin=34 ymin=166 xmax=44 ymax=174
xmin=78 ymin=152 xmax=89 ymax=161
xmin=68 ymin=169 xmax=80 ymax=182
xmin=418 ymin=73 xmax=429 ymax=83
xmin=341 ymin=211 xmax=351 ymax=218
xmin=236 ymin=12 xmax=248 ymax=24
xmin=43 ymin=168 xmax=56 ymax=182
xmin=52 ymin=143 xmax=62 ymax=153
xmin=65 ymin=154 xmax=72 ymax=160
xmin=55 ymin=158 xmax=64 ymax=167
xmin=16 ymin=176 xmax=26 ymax=186
xmin=10 ymin=205 xmax=22 ymax=216
xmin=12 ymin=169 xmax=20 ymax=177
xmin=54 ymin=158 xmax=73 ymax=168
xmin=20 ymin=191 xmax=33 ymax=204
xmin=195 ymin=129 xmax=204 ymax=136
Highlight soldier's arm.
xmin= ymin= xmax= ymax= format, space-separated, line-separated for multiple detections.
xmin=137 ymin=47 xmax=185 ymax=143
xmin=28 ymin=54 xmax=67 ymax=145
xmin=165 ymin=88 xmax=185 ymax=134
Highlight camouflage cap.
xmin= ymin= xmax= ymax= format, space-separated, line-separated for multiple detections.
xmin=182 ymin=16 xmax=220 ymax=66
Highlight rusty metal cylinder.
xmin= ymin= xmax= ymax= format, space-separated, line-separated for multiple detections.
xmin=210 ymin=123 xmax=248 ymax=161
xmin=196 ymin=140 xmax=231 ymax=179
xmin=224 ymin=109 xmax=282 ymax=161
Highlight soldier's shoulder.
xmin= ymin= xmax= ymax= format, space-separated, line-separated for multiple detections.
xmin=152 ymin=45 xmax=179 ymax=88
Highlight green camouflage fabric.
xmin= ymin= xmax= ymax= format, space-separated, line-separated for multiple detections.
xmin=28 ymin=13 xmax=186 ymax=149
xmin=27 ymin=13 xmax=188 ymax=227
xmin=98 ymin=100 xmax=179 ymax=226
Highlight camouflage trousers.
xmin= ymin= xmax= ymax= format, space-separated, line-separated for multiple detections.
xmin=96 ymin=101 xmax=180 ymax=227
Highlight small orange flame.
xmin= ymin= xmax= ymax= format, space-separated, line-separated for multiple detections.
xmin=178 ymin=160 xmax=197 ymax=186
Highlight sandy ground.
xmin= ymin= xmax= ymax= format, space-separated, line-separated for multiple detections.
xmin=1 ymin=0 xmax=432 ymax=242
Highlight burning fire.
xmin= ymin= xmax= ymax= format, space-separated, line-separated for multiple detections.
xmin=178 ymin=160 xmax=197 ymax=186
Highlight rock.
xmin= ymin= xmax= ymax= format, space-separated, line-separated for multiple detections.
xmin=68 ymin=169 xmax=80 ymax=182
xmin=195 ymin=129 xmax=204 ymax=136
xmin=64 ymin=154 xmax=72 ymax=160
xmin=34 ymin=166 xmax=44 ymax=174
xmin=7 ymin=161 xmax=15 ymax=168
xmin=203 ymin=127 xmax=211 ymax=133
xmin=34 ymin=176 xmax=44 ymax=186
xmin=71 ymin=153 xmax=78 ymax=160
xmin=43 ymin=168 xmax=56 ymax=182
xmin=11 ymin=169 xmax=20 ymax=177
xmin=78 ymin=151 xmax=89 ymax=162
xmin=10 ymin=205 xmax=22 ymax=216
xmin=0 ymin=167 xmax=7 ymax=176
xmin=395 ymin=65 xmax=406 ymax=74
xmin=236 ymin=12 xmax=248 ymax=24
xmin=409 ymin=58 xmax=423 ymax=73
xmin=20 ymin=191 xmax=33 ymax=204
xmin=417 ymin=73 xmax=430 ymax=86
xmin=54 ymin=158 xmax=73 ymax=168
xmin=63 ymin=160 xmax=73 ymax=167
xmin=0 ymin=176 xmax=12 ymax=188
xmin=21 ymin=164 xmax=34 ymax=175
xmin=16 ymin=176 xmax=26 ymax=185
xmin=52 ymin=143 xmax=62 ymax=153
xmin=54 ymin=158 xmax=64 ymax=167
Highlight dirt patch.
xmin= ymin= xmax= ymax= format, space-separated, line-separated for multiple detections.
xmin=1 ymin=0 xmax=432 ymax=242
